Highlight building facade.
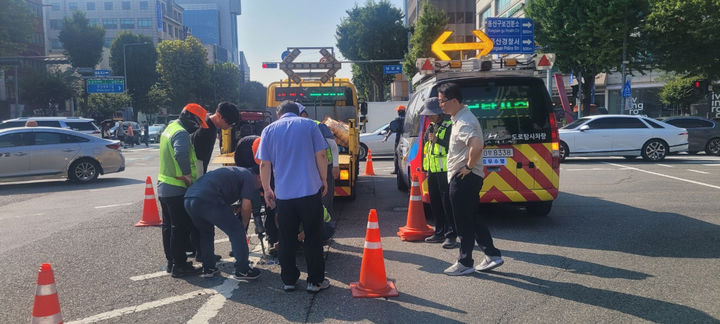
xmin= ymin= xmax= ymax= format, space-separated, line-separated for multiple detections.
xmin=407 ymin=0 xmax=476 ymax=59
xmin=43 ymin=0 xmax=186 ymax=56
xmin=175 ymin=0 xmax=241 ymax=65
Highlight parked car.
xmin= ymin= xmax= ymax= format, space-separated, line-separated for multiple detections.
xmin=0 ymin=127 xmax=125 ymax=184
xmin=109 ymin=121 xmax=141 ymax=145
xmin=659 ymin=116 xmax=720 ymax=155
xmin=559 ymin=115 xmax=688 ymax=162
xmin=0 ymin=117 xmax=101 ymax=137
xmin=148 ymin=124 xmax=166 ymax=143
xmin=358 ymin=123 xmax=394 ymax=160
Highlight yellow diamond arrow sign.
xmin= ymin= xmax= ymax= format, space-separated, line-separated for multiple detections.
xmin=431 ymin=30 xmax=494 ymax=61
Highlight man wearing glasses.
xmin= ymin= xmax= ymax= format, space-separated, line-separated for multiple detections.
xmin=192 ymin=101 xmax=240 ymax=174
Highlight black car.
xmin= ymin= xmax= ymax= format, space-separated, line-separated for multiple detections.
xmin=660 ymin=116 xmax=720 ymax=155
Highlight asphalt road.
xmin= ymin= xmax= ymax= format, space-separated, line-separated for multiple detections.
xmin=1 ymin=149 xmax=719 ymax=323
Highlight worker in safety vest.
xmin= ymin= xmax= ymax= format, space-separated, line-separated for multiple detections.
xmin=158 ymin=103 xmax=208 ymax=278
xmin=421 ymin=97 xmax=458 ymax=249
xmin=298 ymin=103 xmax=339 ymax=224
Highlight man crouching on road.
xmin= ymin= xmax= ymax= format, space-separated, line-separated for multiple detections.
xmin=184 ymin=166 xmax=261 ymax=279
xmin=257 ymin=100 xmax=331 ymax=293
xmin=438 ymin=82 xmax=504 ymax=276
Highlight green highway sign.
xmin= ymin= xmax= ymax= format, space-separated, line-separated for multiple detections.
xmin=87 ymin=78 xmax=124 ymax=93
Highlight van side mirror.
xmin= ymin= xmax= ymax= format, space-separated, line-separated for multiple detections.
xmin=360 ymin=102 xmax=368 ymax=116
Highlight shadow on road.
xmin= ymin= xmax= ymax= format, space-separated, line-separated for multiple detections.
xmin=502 ymin=250 xmax=652 ymax=280
xmin=0 ymin=177 xmax=144 ymax=195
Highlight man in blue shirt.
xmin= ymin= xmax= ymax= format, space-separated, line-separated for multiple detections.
xmin=257 ymin=101 xmax=330 ymax=293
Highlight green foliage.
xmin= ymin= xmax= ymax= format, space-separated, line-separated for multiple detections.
xmin=156 ymin=36 xmax=211 ymax=111
xmin=0 ymin=0 xmax=34 ymax=56
xmin=527 ymin=0 xmax=648 ymax=115
xmin=209 ymin=62 xmax=243 ymax=108
xmin=109 ymin=32 xmax=157 ymax=114
xmin=403 ymin=1 xmax=448 ymax=78
xmin=659 ymin=75 xmax=704 ymax=109
xmin=237 ymin=81 xmax=267 ymax=110
xmin=336 ymin=0 xmax=408 ymax=101
xmin=19 ymin=68 xmax=78 ymax=113
xmin=645 ymin=0 xmax=720 ymax=80
xmin=87 ymin=93 xmax=131 ymax=120
xmin=147 ymin=84 xmax=170 ymax=113
xmin=59 ymin=11 xmax=105 ymax=68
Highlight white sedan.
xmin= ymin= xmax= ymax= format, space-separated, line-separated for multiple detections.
xmin=359 ymin=123 xmax=395 ymax=160
xmin=559 ymin=115 xmax=688 ymax=162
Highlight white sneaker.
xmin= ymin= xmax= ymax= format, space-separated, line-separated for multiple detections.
xmin=443 ymin=261 xmax=474 ymax=276
xmin=475 ymin=256 xmax=504 ymax=272
xmin=306 ymin=279 xmax=330 ymax=292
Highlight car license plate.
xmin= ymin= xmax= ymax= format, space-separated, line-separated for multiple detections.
xmin=483 ymin=148 xmax=513 ymax=158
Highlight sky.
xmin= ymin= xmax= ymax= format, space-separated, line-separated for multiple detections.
xmin=237 ymin=0 xmax=405 ymax=87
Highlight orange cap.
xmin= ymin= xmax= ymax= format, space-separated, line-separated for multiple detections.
xmin=395 ymin=105 xmax=406 ymax=111
xmin=252 ymin=137 xmax=261 ymax=165
xmin=183 ymin=103 xmax=209 ymax=128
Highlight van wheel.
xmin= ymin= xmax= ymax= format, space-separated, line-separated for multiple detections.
xmin=68 ymin=158 xmax=100 ymax=184
xmin=358 ymin=143 xmax=368 ymax=161
xmin=641 ymin=139 xmax=668 ymax=161
xmin=706 ymin=137 xmax=720 ymax=156
xmin=559 ymin=141 xmax=569 ymax=162
xmin=527 ymin=201 xmax=552 ymax=217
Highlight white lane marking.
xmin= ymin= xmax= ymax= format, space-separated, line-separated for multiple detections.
xmin=703 ymin=164 xmax=720 ymax=167
xmin=94 ymin=202 xmax=133 ymax=209
xmin=606 ymin=163 xmax=720 ymax=190
xmin=563 ymin=168 xmax=630 ymax=171
xmin=214 ymin=238 xmax=229 ymax=243
xmin=688 ymin=169 xmax=710 ymax=175
xmin=130 ymin=271 xmax=169 ymax=281
xmin=66 ymin=288 xmax=216 ymax=323
xmin=657 ymin=164 xmax=672 ymax=168
xmin=187 ymin=278 xmax=239 ymax=324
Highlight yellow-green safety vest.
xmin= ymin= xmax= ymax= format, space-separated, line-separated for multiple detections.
xmin=314 ymin=120 xmax=333 ymax=164
xmin=158 ymin=121 xmax=198 ymax=188
xmin=423 ymin=120 xmax=452 ymax=173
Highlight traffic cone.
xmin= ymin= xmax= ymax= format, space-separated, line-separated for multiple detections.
xmin=364 ymin=148 xmax=375 ymax=176
xmin=31 ymin=263 xmax=63 ymax=324
xmin=397 ymin=175 xmax=434 ymax=241
xmin=350 ymin=209 xmax=398 ymax=298
xmin=135 ymin=176 xmax=162 ymax=227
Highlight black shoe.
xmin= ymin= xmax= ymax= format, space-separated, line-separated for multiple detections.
xmin=171 ymin=264 xmax=202 ymax=278
xmin=234 ymin=267 xmax=261 ymax=280
xmin=424 ymin=234 xmax=444 ymax=243
xmin=442 ymin=237 xmax=458 ymax=249
xmin=200 ymin=267 xmax=219 ymax=278
xmin=197 ymin=254 xmax=222 ymax=262
xmin=166 ymin=261 xmax=173 ymax=273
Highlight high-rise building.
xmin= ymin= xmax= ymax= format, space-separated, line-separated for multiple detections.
xmin=407 ymin=0 xmax=476 ymax=59
xmin=238 ymin=51 xmax=249 ymax=82
xmin=175 ymin=0 xmax=241 ymax=65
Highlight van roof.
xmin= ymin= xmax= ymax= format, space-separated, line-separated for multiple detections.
xmin=415 ymin=71 xmax=541 ymax=89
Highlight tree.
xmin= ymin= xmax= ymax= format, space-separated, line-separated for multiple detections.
xmin=526 ymin=0 xmax=648 ymax=116
xmin=644 ymin=0 xmax=720 ymax=80
xmin=336 ymin=1 xmax=408 ymax=101
xmin=402 ymin=1 xmax=448 ymax=78
xmin=19 ymin=68 xmax=78 ymax=115
xmin=58 ymin=11 xmax=105 ymax=68
xmin=109 ymin=32 xmax=157 ymax=115
xmin=209 ymin=62 xmax=243 ymax=108
xmin=87 ymin=93 xmax=131 ymax=120
xmin=659 ymin=75 xmax=704 ymax=114
xmin=156 ymin=36 xmax=210 ymax=112
xmin=0 ymin=0 xmax=34 ymax=56
xmin=237 ymin=81 xmax=266 ymax=110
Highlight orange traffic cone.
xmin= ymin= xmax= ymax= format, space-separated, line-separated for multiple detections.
xmin=397 ymin=175 xmax=434 ymax=241
xmin=350 ymin=209 xmax=398 ymax=298
xmin=364 ymin=149 xmax=375 ymax=176
xmin=135 ymin=176 xmax=162 ymax=227
xmin=31 ymin=263 xmax=63 ymax=324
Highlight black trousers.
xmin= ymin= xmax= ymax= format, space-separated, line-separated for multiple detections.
xmin=427 ymin=171 xmax=456 ymax=239
xmin=160 ymin=195 xmax=197 ymax=267
xmin=276 ymin=191 xmax=325 ymax=285
xmin=449 ymin=172 xmax=500 ymax=267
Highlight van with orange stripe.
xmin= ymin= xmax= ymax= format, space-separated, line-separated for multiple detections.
xmin=397 ymin=62 xmax=560 ymax=216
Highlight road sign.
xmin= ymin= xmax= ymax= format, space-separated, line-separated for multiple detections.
xmin=622 ymin=80 xmax=632 ymax=98
xmin=534 ymin=53 xmax=555 ymax=70
xmin=94 ymin=69 xmax=110 ymax=76
xmin=87 ymin=78 xmax=124 ymax=93
xmin=431 ymin=30 xmax=494 ymax=61
xmin=485 ymin=18 xmax=535 ymax=54
xmin=416 ymin=58 xmax=435 ymax=75
xmin=383 ymin=65 xmax=402 ymax=74
xmin=278 ymin=47 xmax=342 ymax=84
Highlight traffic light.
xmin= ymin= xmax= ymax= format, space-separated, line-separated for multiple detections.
xmin=692 ymin=79 xmax=709 ymax=95
xmin=262 ymin=62 xmax=277 ymax=69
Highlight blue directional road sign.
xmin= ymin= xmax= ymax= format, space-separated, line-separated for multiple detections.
xmin=383 ymin=64 xmax=402 ymax=74
xmin=622 ymin=80 xmax=632 ymax=98
xmin=87 ymin=78 xmax=125 ymax=93
xmin=94 ymin=69 xmax=110 ymax=76
xmin=485 ymin=17 xmax=535 ymax=54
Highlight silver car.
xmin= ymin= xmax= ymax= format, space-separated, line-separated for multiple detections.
xmin=0 ymin=127 xmax=125 ymax=184
xmin=359 ymin=123 xmax=395 ymax=160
